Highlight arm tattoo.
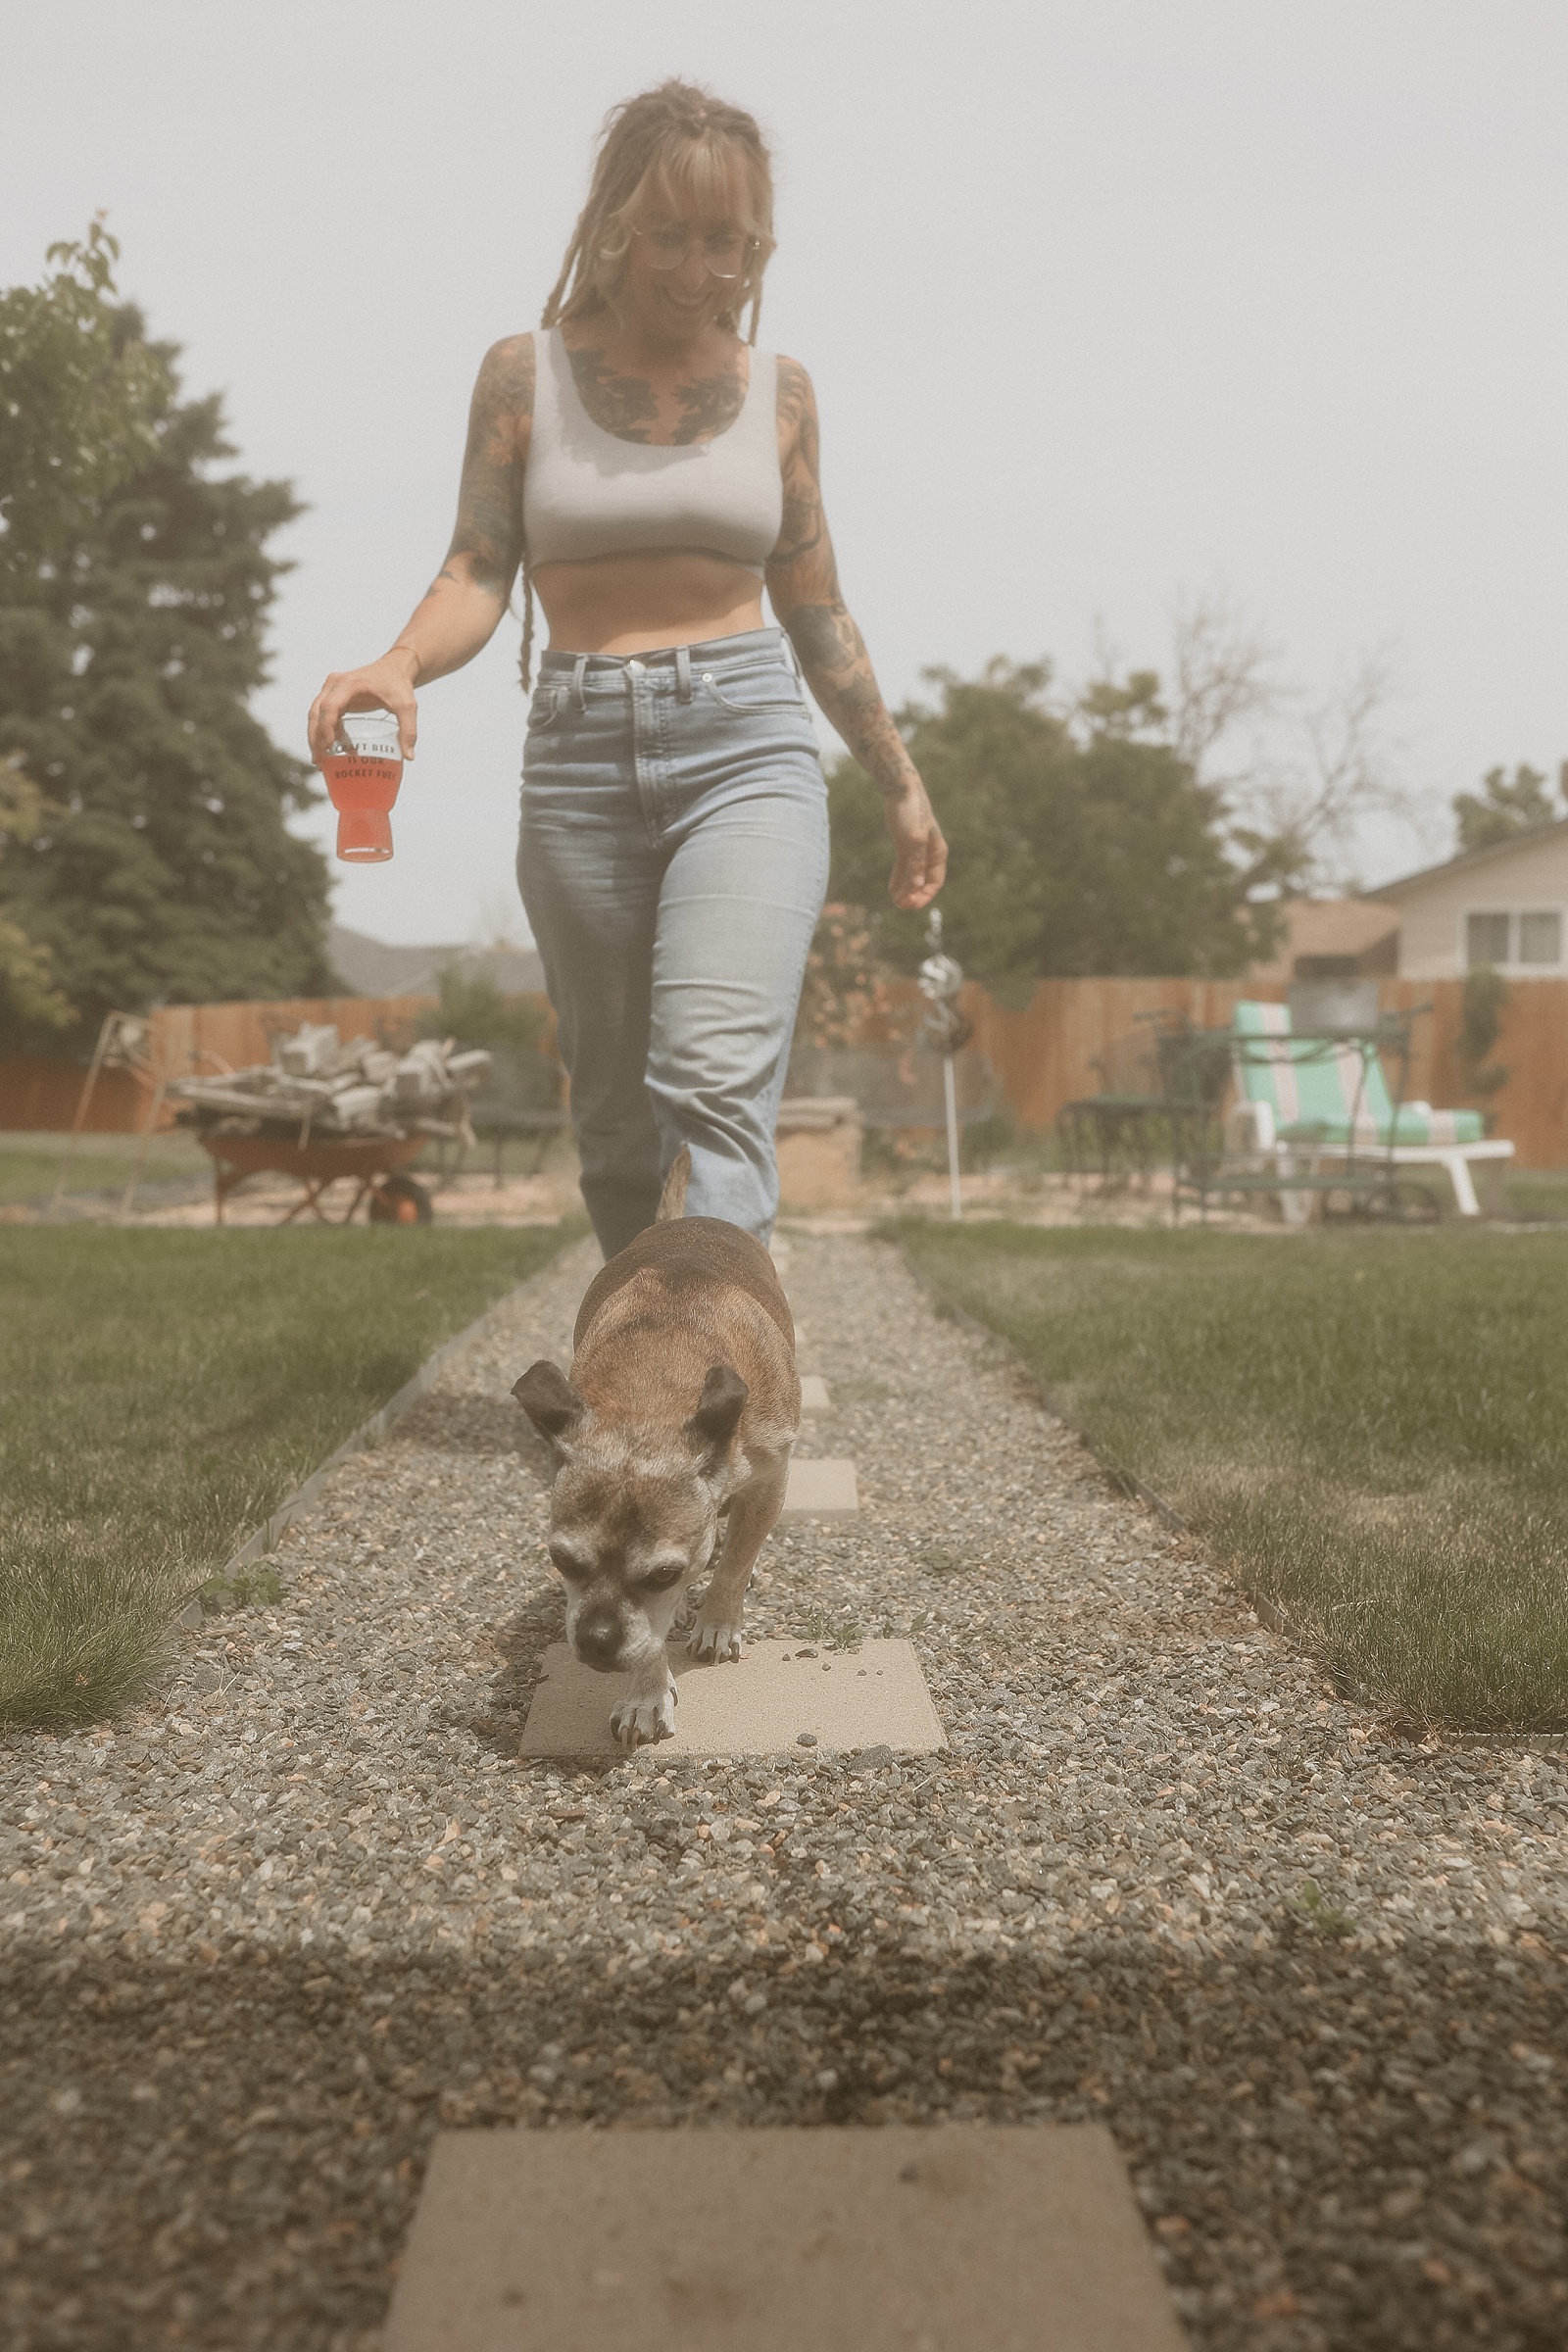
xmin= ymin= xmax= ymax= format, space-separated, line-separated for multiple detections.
xmin=786 ymin=604 xmax=914 ymax=794
xmin=443 ymin=334 xmax=532 ymax=600
xmin=767 ymin=359 xmax=917 ymax=798
xmin=567 ymin=344 xmax=659 ymax=441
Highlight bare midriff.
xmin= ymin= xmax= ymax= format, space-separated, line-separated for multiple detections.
xmin=532 ymin=548 xmax=765 ymax=658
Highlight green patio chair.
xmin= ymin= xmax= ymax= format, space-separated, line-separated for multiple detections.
xmin=1226 ymin=1002 xmax=1513 ymax=1217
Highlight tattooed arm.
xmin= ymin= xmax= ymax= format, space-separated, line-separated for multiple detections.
xmin=308 ymin=336 xmax=533 ymax=765
xmin=766 ymin=358 xmax=947 ymax=911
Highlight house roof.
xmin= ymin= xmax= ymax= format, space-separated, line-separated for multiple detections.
xmin=1366 ymin=816 xmax=1568 ymax=902
xmin=328 ymin=923 xmax=545 ymax=999
xmin=1244 ymin=896 xmax=1399 ymax=985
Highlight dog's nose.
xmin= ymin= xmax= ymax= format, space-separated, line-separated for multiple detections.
xmin=575 ymin=1610 xmax=622 ymax=1669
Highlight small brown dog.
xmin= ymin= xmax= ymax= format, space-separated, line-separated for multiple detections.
xmin=513 ymin=1161 xmax=799 ymax=1748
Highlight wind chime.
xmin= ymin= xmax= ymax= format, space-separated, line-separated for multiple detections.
xmin=917 ymin=909 xmax=970 ymax=1220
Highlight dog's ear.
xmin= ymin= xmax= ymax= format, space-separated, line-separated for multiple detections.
xmin=512 ymin=1360 xmax=589 ymax=1451
xmin=685 ymin=1363 xmax=748 ymax=1467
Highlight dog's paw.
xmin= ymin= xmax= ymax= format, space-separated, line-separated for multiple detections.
xmin=687 ymin=1617 xmax=744 ymax=1663
xmin=610 ymin=1683 xmax=677 ymax=1749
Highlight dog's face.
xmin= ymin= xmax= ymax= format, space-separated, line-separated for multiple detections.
xmin=513 ymin=1361 xmax=749 ymax=1676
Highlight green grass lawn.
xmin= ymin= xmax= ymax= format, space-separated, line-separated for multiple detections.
xmin=898 ymin=1220 xmax=1568 ymax=1731
xmin=0 ymin=1222 xmax=580 ymax=1730
xmin=0 ymin=1127 xmax=212 ymax=1206
xmin=1505 ymin=1169 xmax=1568 ymax=1222
xmin=0 ymin=1125 xmax=577 ymax=1208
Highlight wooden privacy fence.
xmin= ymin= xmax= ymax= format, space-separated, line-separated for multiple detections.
xmin=961 ymin=975 xmax=1568 ymax=1170
xmin=2 ymin=978 xmax=1564 ymax=1166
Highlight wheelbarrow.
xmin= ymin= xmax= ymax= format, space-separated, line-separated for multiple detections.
xmin=197 ymin=1131 xmax=434 ymax=1226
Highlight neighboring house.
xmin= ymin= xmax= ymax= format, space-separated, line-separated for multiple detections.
xmin=1245 ymin=898 xmax=1399 ymax=986
xmin=327 ymin=923 xmax=545 ymax=999
xmin=1365 ymin=819 xmax=1568 ymax=980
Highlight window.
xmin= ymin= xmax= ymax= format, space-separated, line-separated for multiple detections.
xmin=1466 ymin=911 xmax=1510 ymax=967
xmin=1463 ymin=908 xmax=1565 ymax=968
xmin=1518 ymin=909 xmax=1563 ymax=966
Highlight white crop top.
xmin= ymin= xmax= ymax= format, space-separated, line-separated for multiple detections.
xmin=521 ymin=327 xmax=783 ymax=577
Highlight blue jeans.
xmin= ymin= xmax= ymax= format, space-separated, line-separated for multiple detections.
xmin=517 ymin=627 xmax=830 ymax=1257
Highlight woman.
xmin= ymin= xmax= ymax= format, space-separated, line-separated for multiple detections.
xmin=309 ymin=80 xmax=945 ymax=1256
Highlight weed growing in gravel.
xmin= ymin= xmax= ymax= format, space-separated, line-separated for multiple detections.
xmin=898 ymin=1220 xmax=1568 ymax=1731
xmin=0 ymin=1223 xmax=580 ymax=1730
xmin=795 ymin=1607 xmax=864 ymax=1650
xmin=1290 ymin=1880 xmax=1356 ymax=1937
xmin=198 ymin=1562 xmax=284 ymax=1615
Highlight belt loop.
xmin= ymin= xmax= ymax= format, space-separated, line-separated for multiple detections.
xmin=782 ymin=629 xmax=804 ymax=684
xmin=675 ymin=644 xmax=693 ymax=703
xmin=571 ymin=653 xmax=588 ymax=712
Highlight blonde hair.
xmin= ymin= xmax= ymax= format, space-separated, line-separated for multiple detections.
xmin=519 ymin=81 xmax=777 ymax=689
xmin=543 ymin=79 xmax=775 ymax=343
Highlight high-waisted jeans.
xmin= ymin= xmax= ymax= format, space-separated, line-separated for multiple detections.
xmin=516 ymin=627 xmax=830 ymax=1257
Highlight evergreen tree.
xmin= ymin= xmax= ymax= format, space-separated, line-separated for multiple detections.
xmin=826 ymin=660 xmax=1291 ymax=990
xmin=0 ymin=246 xmax=331 ymax=1050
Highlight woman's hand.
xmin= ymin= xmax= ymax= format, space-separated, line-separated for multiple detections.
xmin=885 ymin=778 xmax=948 ymax=911
xmin=308 ymin=648 xmax=419 ymax=769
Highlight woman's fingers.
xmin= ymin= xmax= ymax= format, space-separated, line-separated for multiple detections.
xmin=307 ymin=665 xmax=417 ymax=766
xmin=308 ymin=672 xmax=358 ymax=766
xmin=386 ymin=678 xmax=417 ymax=761
xmin=886 ymin=796 xmax=948 ymax=910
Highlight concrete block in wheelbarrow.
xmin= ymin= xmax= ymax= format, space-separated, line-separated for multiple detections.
xmin=383 ymin=2124 xmax=1188 ymax=2352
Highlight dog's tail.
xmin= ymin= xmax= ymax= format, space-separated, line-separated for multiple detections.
xmin=656 ymin=1143 xmax=691 ymax=1222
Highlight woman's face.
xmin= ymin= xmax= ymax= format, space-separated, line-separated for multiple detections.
xmin=618 ymin=193 xmax=755 ymax=340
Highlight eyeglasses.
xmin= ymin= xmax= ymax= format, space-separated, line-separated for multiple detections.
xmin=632 ymin=225 xmax=757 ymax=281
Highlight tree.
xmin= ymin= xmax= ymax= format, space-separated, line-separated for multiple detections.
xmin=1457 ymin=964 xmax=1510 ymax=1110
xmin=796 ymin=902 xmax=880 ymax=1050
xmin=1452 ymin=763 xmax=1561 ymax=858
xmin=0 ymin=755 xmax=73 ymax=1031
xmin=1166 ymin=590 xmax=1409 ymax=889
xmin=825 ymin=659 xmax=1291 ymax=989
xmin=0 ymin=220 xmax=169 ymax=564
xmin=0 ymin=229 xmax=332 ymax=1051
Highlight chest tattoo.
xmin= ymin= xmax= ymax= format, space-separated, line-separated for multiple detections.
xmin=569 ymin=346 xmax=659 ymax=440
xmin=670 ymin=369 xmax=746 ymax=444
xmin=569 ymin=343 xmax=746 ymax=446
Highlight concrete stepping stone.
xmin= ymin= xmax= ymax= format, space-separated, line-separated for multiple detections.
xmin=383 ymin=2124 xmax=1187 ymax=2352
xmin=516 ymin=1638 xmax=944 ymax=1759
xmin=799 ymin=1374 xmax=831 ymax=1414
xmin=781 ymin=1455 xmax=857 ymax=1518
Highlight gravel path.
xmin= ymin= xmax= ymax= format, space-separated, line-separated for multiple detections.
xmin=3 ymin=1230 xmax=1566 ymax=2351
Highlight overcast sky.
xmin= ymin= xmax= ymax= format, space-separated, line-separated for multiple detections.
xmin=6 ymin=1 xmax=1565 ymax=946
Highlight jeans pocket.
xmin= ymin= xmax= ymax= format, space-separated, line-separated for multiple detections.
xmin=526 ymin=684 xmax=566 ymax=730
xmin=700 ymin=670 xmax=803 ymax=717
